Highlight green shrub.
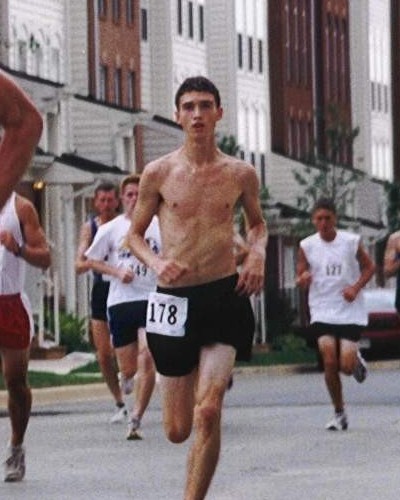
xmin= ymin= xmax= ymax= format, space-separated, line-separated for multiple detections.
xmin=272 ymin=333 xmax=308 ymax=352
xmin=58 ymin=312 xmax=90 ymax=353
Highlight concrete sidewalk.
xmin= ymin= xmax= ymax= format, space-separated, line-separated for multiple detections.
xmin=28 ymin=351 xmax=97 ymax=375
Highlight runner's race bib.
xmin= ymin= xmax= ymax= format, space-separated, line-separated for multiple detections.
xmin=146 ymin=292 xmax=188 ymax=337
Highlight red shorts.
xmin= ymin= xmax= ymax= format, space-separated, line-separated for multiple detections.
xmin=0 ymin=293 xmax=31 ymax=349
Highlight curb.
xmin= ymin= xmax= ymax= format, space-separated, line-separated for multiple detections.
xmin=1 ymin=360 xmax=399 ymax=407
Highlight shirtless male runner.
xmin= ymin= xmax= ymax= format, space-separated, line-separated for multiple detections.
xmin=127 ymin=76 xmax=267 ymax=500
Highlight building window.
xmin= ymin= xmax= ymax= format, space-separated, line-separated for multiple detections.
xmin=188 ymin=2 xmax=194 ymax=39
xmin=237 ymin=33 xmax=243 ymax=69
xmin=99 ymin=65 xmax=108 ymax=101
xmin=50 ymin=47 xmax=61 ymax=82
xmin=177 ymin=0 xmax=183 ymax=35
xmin=18 ymin=41 xmax=28 ymax=72
xmin=46 ymin=112 xmax=59 ymax=155
xmin=248 ymin=36 xmax=253 ymax=71
xmin=260 ymin=154 xmax=266 ymax=186
xmin=126 ymin=0 xmax=134 ymax=25
xmin=98 ymin=0 xmax=107 ymax=17
xmin=199 ymin=5 xmax=204 ymax=42
xmin=384 ymin=84 xmax=389 ymax=113
xmin=123 ymin=136 xmax=135 ymax=171
xmin=114 ymin=68 xmax=122 ymax=105
xmin=112 ymin=0 xmax=121 ymax=23
xmin=33 ymin=46 xmax=44 ymax=78
xmin=127 ymin=71 xmax=136 ymax=108
xmin=377 ymin=84 xmax=382 ymax=112
xmin=141 ymin=8 xmax=148 ymax=40
xmin=370 ymin=81 xmax=375 ymax=110
xmin=258 ymin=39 xmax=263 ymax=73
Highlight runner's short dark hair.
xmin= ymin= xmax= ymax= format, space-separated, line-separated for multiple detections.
xmin=94 ymin=182 xmax=118 ymax=197
xmin=175 ymin=76 xmax=221 ymax=109
xmin=311 ymin=197 xmax=336 ymax=215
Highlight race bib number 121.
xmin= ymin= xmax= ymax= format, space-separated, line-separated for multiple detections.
xmin=146 ymin=292 xmax=188 ymax=337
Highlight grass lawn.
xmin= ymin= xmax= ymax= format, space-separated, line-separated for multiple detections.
xmin=0 ymin=362 xmax=103 ymax=391
xmin=238 ymin=348 xmax=317 ymax=367
xmin=0 ymin=348 xmax=318 ymax=390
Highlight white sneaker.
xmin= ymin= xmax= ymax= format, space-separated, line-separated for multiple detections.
xmin=4 ymin=444 xmax=25 ymax=482
xmin=118 ymin=372 xmax=135 ymax=395
xmin=325 ymin=412 xmax=348 ymax=431
xmin=110 ymin=405 xmax=128 ymax=424
xmin=126 ymin=417 xmax=142 ymax=440
xmin=353 ymin=351 xmax=367 ymax=383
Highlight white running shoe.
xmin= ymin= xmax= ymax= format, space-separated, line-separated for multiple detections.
xmin=325 ymin=412 xmax=348 ymax=431
xmin=118 ymin=372 xmax=135 ymax=395
xmin=110 ymin=405 xmax=128 ymax=424
xmin=126 ymin=417 xmax=142 ymax=440
xmin=4 ymin=444 xmax=25 ymax=482
xmin=353 ymin=351 xmax=368 ymax=383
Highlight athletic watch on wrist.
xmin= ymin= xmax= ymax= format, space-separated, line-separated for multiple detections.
xmin=14 ymin=243 xmax=24 ymax=257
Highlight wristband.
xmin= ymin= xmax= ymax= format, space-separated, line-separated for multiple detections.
xmin=14 ymin=243 xmax=25 ymax=257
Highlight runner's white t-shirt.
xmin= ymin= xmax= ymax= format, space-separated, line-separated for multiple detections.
xmin=85 ymin=214 xmax=161 ymax=307
xmin=300 ymin=230 xmax=367 ymax=325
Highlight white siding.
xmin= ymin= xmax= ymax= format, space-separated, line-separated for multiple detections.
xmin=71 ymin=98 xmax=134 ymax=167
xmin=147 ymin=0 xmax=174 ymax=117
xmin=141 ymin=122 xmax=183 ymax=165
xmin=8 ymin=0 xmax=66 ymax=83
xmin=66 ymin=0 xmax=88 ymax=94
xmin=350 ymin=0 xmax=392 ymax=181
xmin=207 ymin=0 xmax=237 ymax=134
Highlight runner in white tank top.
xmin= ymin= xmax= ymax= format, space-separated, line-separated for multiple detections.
xmin=0 ymin=192 xmax=50 ymax=482
xmin=296 ymin=198 xmax=375 ymax=431
xmin=301 ymin=230 xmax=367 ymax=326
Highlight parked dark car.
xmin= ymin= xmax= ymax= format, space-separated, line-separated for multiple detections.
xmin=360 ymin=288 xmax=400 ymax=359
xmin=295 ymin=288 xmax=400 ymax=362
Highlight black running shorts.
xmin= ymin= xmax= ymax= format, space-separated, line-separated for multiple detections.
xmin=147 ymin=274 xmax=255 ymax=376
xmin=90 ymin=281 xmax=110 ymax=321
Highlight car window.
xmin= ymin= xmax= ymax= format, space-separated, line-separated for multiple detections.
xmin=364 ymin=289 xmax=396 ymax=313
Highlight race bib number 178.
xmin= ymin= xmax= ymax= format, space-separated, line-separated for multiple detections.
xmin=146 ymin=292 xmax=188 ymax=337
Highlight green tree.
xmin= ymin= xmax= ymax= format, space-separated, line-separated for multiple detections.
xmin=217 ymin=134 xmax=240 ymax=157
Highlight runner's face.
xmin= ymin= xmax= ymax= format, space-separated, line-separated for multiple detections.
xmin=175 ymin=91 xmax=223 ymax=137
xmin=121 ymin=182 xmax=139 ymax=216
xmin=312 ymin=208 xmax=337 ymax=241
xmin=94 ymin=190 xmax=119 ymax=218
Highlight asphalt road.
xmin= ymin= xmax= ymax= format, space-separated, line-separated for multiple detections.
xmin=1 ymin=363 xmax=400 ymax=499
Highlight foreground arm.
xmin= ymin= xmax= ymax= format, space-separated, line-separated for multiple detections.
xmin=75 ymin=222 xmax=93 ymax=274
xmin=235 ymin=167 xmax=268 ymax=296
xmin=0 ymin=195 xmax=51 ymax=269
xmin=383 ymin=233 xmax=400 ymax=278
xmin=127 ymin=164 xmax=187 ymax=284
xmin=296 ymin=247 xmax=312 ymax=289
xmin=0 ymin=71 xmax=43 ymax=209
xmin=342 ymin=244 xmax=375 ymax=302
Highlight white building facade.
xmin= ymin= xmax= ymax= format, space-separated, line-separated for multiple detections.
xmin=0 ymin=0 xmax=394 ymax=346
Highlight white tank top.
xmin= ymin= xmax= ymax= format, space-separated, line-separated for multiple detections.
xmin=300 ymin=230 xmax=367 ymax=325
xmin=0 ymin=192 xmax=25 ymax=295
xmin=85 ymin=214 xmax=161 ymax=307
xmin=0 ymin=192 xmax=34 ymax=337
